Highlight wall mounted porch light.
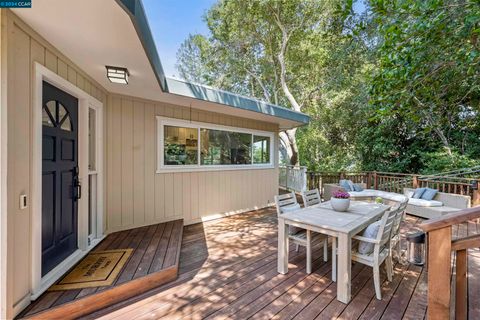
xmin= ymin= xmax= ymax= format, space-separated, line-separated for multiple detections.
xmin=106 ymin=65 xmax=129 ymax=84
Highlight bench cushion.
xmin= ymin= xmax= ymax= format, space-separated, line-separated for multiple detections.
xmin=408 ymin=198 xmax=443 ymax=207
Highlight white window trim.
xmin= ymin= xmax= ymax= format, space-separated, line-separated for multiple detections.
xmin=157 ymin=116 xmax=275 ymax=173
xmin=31 ymin=63 xmax=105 ymax=300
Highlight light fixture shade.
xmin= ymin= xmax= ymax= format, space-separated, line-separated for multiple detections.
xmin=106 ymin=66 xmax=129 ymax=84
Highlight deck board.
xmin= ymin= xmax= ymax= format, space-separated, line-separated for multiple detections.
xmin=20 ymin=206 xmax=480 ymax=319
xmin=84 ymin=207 xmax=480 ymax=320
xmin=18 ymin=220 xmax=183 ymax=319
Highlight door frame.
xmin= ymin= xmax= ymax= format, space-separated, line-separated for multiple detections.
xmin=31 ymin=62 xmax=105 ymax=299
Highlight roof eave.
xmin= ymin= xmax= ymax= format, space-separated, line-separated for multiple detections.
xmin=165 ymin=77 xmax=310 ymax=127
xmin=116 ymin=0 xmax=310 ymax=127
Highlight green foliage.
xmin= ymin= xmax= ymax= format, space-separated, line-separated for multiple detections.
xmin=420 ymin=151 xmax=480 ymax=174
xmin=360 ymin=0 xmax=480 ymax=172
xmin=176 ymin=0 xmax=480 ymax=174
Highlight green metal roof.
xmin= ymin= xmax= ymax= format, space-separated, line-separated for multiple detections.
xmin=117 ymin=0 xmax=310 ymax=125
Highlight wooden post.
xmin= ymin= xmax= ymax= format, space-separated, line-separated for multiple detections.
xmin=366 ymin=172 xmax=371 ymax=189
xmin=412 ymin=175 xmax=419 ymax=189
xmin=472 ymin=188 xmax=480 ymax=207
xmin=427 ymin=227 xmax=452 ymax=320
xmin=373 ymin=171 xmax=378 ymax=190
xmin=455 ymin=249 xmax=467 ymax=320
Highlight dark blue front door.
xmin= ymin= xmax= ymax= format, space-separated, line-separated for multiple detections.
xmin=42 ymin=81 xmax=79 ymax=276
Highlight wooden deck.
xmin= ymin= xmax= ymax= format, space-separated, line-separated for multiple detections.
xmin=19 ymin=220 xmax=184 ymax=319
xmin=20 ymin=207 xmax=480 ymax=319
xmin=69 ymin=207 xmax=479 ymax=320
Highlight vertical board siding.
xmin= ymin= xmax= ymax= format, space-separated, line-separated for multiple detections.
xmin=105 ymin=95 xmax=279 ymax=232
xmin=5 ymin=12 xmax=108 ymax=313
xmin=10 ymin=23 xmax=31 ymax=305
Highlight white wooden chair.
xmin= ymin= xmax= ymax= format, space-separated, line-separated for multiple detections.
xmin=301 ymin=189 xmax=329 ymax=262
xmin=275 ymin=192 xmax=328 ymax=274
xmin=332 ymin=207 xmax=398 ymax=299
xmin=301 ymin=188 xmax=322 ymax=208
xmin=389 ymin=198 xmax=409 ymax=262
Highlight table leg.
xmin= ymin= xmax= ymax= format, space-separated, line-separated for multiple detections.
xmin=332 ymin=237 xmax=337 ymax=282
xmin=277 ymin=218 xmax=289 ymax=274
xmin=336 ymin=233 xmax=351 ymax=303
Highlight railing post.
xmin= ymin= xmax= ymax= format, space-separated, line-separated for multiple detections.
xmin=472 ymin=188 xmax=480 ymax=206
xmin=413 ymin=175 xmax=419 ymax=189
xmin=456 ymin=249 xmax=467 ymax=320
xmin=285 ymin=166 xmax=289 ymax=190
xmin=427 ymin=227 xmax=452 ymax=320
xmin=373 ymin=171 xmax=378 ymax=190
xmin=366 ymin=172 xmax=371 ymax=189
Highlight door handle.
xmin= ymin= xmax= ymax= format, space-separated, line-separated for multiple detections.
xmin=73 ymin=176 xmax=81 ymax=201
xmin=76 ymin=182 xmax=82 ymax=200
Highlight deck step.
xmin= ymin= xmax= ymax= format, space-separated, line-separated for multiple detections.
xmin=20 ymin=220 xmax=184 ymax=320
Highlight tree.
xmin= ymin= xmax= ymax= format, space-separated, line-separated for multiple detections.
xmin=176 ymin=0 xmax=364 ymax=167
xmin=365 ymin=0 xmax=480 ymax=171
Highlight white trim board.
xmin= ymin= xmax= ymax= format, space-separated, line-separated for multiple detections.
xmin=31 ymin=62 xmax=105 ymax=299
xmin=157 ymin=116 xmax=275 ymax=173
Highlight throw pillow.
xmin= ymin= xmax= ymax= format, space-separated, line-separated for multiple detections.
xmin=353 ymin=183 xmax=364 ymax=192
xmin=358 ymin=220 xmax=381 ymax=254
xmin=412 ymin=188 xmax=427 ymax=199
xmin=339 ymin=179 xmax=352 ymax=191
xmin=347 ymin=180 xmax=355 ymax=191
xmin=421 ymin=188 xmax=438 ymax=201
xmin=406 ymin=190 xmax=414 ymax=198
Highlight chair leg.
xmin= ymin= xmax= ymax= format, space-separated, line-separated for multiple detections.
xmin=332 ymin=237 xmax=337 ymax=282
xmin=386 ymin=255 xmax=393 ymax=282
xmin=373 ymin=264 xmax=382 ymax=300
xmin=397 ymin=239 xmax=402 ymax=261
xmin=323 ymin=238 xmax=328 ymax=262
xmin=306 ymin=230 xmax=312 ymax=274
xmin=296 ymin=244 xmax=299 ymax=252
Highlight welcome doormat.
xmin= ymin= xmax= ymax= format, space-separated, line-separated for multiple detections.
xmin=50 ymin=249 xmax=133 ymax=291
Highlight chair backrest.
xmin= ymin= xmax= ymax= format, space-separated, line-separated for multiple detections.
xmin=391 ymin=197 xmax=408 ymax=239
xmin=274 ymin=192 xmax=298 ymax=216
xmin=302 ymin=189 xmax=321 ymax=207
xmin=375 ymin=207 xmax=399 ymax=253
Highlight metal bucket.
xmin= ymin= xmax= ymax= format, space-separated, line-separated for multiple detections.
xmin=406 ymin=232 xmax=426 ymax=266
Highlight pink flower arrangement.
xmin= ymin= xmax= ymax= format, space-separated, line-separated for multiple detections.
xmin=332 ymin=190 xmax=350 ymax=199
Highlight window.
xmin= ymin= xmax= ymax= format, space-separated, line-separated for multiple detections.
xmin=88 ymin=108 xmax=96 ymax=171
xmin=164 ymin=125 xmax=198 ymax=165
xmin=42 ymin=100 xmax=72 ymax=131
xmin=201 ymin=129 xmax=251 ymax=165
xmin=158 ymin=118 xmax=273 ymax=171
xmin=253 ymin=135 xmax=270 ymax=164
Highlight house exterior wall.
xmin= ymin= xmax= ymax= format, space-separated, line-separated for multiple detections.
xmin=3 ymin=9 xmax=280 ymax=318
xmin=3 ymin=11 xmax=108 ymax=317
xmin=105 ymin=94 xmax=279 ymax=232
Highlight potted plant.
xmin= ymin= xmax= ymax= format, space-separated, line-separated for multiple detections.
xmin=331 ymin=190 xmax=351 ymax=212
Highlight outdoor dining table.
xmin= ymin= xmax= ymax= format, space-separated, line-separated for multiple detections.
xmin=277 ymin=200 xmax=390 ymax=304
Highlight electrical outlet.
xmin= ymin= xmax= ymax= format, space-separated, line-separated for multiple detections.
xmin=19 ymin=194 xmax=28 ymax=209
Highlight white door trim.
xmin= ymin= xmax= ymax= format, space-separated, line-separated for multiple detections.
xmin=31 ymin=62 xmax=105 ymax=299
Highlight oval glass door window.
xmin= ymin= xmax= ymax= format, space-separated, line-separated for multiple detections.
xmin=43 ymin=100 xmax=73 ymax=131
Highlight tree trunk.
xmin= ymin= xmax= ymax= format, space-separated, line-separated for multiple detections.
xmin=279 ymin=129 xmax=299 ymax=166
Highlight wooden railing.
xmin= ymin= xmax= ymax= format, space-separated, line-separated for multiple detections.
xmin=279 ymin=165 xmax=308 ymax=192
xmin=306 ymin=171 xmax=480 ymax=205
xmin=420 ymin=207 xmax=480 ymax=319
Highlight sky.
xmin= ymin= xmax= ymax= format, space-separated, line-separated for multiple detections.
xmin=142 ymin=0 xmax=216 ymax=78
xmin=143 ymin=0 xmax=367 ymax=80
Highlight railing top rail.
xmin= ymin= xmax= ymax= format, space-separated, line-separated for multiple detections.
xmin=420 ymin=206 xmax=480 ymax=232
xmin=303 ymin=170 xmax=480 ymax=183
xmin=279 ymin=165 xmax=307 ymax=169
